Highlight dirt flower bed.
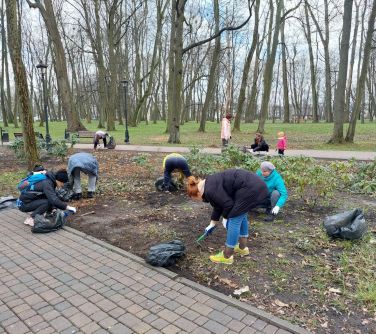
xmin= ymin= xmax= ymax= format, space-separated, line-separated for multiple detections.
xmin=1 ymin=147 xmax=375 ymax=334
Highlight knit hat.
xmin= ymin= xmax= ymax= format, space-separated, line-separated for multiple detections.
xmin=33 ymin=165 xmax=45 ymax=172
xmin=55 ymin=169 xmax=68 ymax=183
xmin=261 ymin=161 xmax=275 ymax=172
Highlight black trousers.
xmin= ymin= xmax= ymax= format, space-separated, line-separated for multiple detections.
xmin=19 ymin=199 xmax=51 ymax=218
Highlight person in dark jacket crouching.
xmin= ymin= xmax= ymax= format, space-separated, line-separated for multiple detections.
xmin=187 ymin=169 xmax=269 ymax=264
xmin=18 ymin=170 xmax=76 ymax=227
xmin=67 ymin=152 xmax=99 ymax=200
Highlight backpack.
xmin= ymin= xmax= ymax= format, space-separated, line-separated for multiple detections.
xmin=17 ymin=173 xmax=47 ymax=193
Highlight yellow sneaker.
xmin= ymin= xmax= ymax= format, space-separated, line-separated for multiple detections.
xmin=234 ymin=244 xmax=250 ymax=256
xmin=209 ymin=251 xmax=233 ymax=264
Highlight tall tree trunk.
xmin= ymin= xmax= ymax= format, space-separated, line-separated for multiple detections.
xmin=167 ymin=0 xmax=186 ymax=143
xmin=257 ymin=0 xmax=282 ymax=133
xmin=344 ymin=0 xmax=360 ymax=123
xmin=1 ymin=0 xmax=8 ymax=126
xmin=6 ymin=0 xmax=38 ymax=168
xmin=281 ymin=1 xmax=290 ymax=123
xmin=27 ymin=0 xmax=85 ymax=131
xmin=346 ymin=0 xmax=376 ymax=142
xmin=234 ymin=0 xmax=259 ymax=131
xmin=329 ymin=0 xmax=353 ymax=143
xmin=304 ymin=2 xmax=318 ymax=123
xmin=198 ymin=0 xmax=220 ymax=132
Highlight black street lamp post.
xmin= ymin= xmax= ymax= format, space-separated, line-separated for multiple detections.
xmin=121 ymin=79 xmax=130 ymax=144
xmin=36 ymin=61 xmax=51 ymax=149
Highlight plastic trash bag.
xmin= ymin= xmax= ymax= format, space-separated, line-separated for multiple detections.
xmin=32 ymin=209 xmax=67 ymax=233
xmin=323 ymin=209 xmax=367 ymax=240
xmin=106 ymin=136 xmax=116 ymax=149
xmin=56 ymin=186 xmax=75 ymax=202
xmin=0 ymin=196 xmax=17 ymax=211
xmin=146 ymin=240 xmax=185 ymax=267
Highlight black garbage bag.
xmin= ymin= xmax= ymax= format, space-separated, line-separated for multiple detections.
xmin=32 ymin=209 xmax=67 ymax=233
xmin=146 ymin=240 xmax=185 ymax=267
xmin=155 ymin=177 xmax=178 ymax=192
xmin=56 ymin=186 xmax=75 ymax=202
xmin=323 ymin=209 xmax=367 ymax=240
xmin=107 ymin=136 xmax=116 ymax=149
xmin=0 ymin=196 xmax=17 ymax=211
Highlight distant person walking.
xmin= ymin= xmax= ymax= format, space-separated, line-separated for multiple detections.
xmin=93 ymin=130 xmax=108 ymax=149
xmin=276 ymin=131 xmax=287 ymax=155
xmin=221 ymin=113 xmax=232 ymax=147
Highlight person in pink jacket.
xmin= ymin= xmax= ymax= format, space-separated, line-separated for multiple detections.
xmin=276 ymin=131 xmax=287 ymax=155
xmin=221 ymin=113 xmax=232 ymax=147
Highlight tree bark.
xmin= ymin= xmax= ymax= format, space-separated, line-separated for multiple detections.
xmin=346 ymin=0 xmax=376 ymax=142
xmin=234 ymin=0 xmax=259 ymax=131
xmin=281 ymin=1 xmax=290 ymax=123
xmin=257 ymin=0 xmax=282 ymax=133
xmin=329 ymin=0 xmax=353 ymax=143
xmin=26 ymin=0 xmax=85 ymax=131
xmin=303 ymin=1 xmax=318 ymax=122
xmin=6 ymin=0 xmax=38 ymax=168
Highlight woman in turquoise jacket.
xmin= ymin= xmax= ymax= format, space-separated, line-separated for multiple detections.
xmin=256 ymin=161 xmax=288 ymax=221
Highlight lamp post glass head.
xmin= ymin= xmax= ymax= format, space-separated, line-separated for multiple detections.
xmin=36 ymin=61 xmax=47 ymax=75
xmin=121 ymin=79 xmax=129 ymax=143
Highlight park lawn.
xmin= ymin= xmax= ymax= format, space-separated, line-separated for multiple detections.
xmin=1 ymin=120 xmax=375 ymax=151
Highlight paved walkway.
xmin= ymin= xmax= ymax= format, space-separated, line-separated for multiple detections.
xmin=0 ymin=209 xmax=309 ymax=334
xmin=73 ymin=144 xmax=376 ymax=161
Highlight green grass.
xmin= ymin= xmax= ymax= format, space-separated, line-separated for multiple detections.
xmin=1 ymin=119 xmax=375 ymax=150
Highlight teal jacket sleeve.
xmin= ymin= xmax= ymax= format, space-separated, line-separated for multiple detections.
xmin=275 ymin=174 xmax=288 ymax=208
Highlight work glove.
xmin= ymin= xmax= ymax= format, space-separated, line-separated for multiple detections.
xmin=204 ymin=220 xmax=218 ymax=236
xmin=222 ymin=218 xmax=228 ymax=229
xmin=66 ymin=206 xmax=77 ymax=214
xmin=271 ymin=206 xmax=280 ymax=215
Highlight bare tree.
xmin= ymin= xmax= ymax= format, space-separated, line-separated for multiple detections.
xmin=346 ymin=0 xmax=376 ymax=142
xmin=329 ymin=0 xmax=353 ymax=143
xmin=5 ymin=0 xmax=38 ymax=168
xmin=233 ymin=0 xmax=259 ymax=131
xmin=307 ymin=0 xmax=333 ymax=122
xmin=27 ymin=0 xmax=85 ymax=131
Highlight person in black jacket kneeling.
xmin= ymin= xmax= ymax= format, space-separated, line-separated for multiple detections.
xmin=18 ymin=169 xmax=76 ymax=227
xmin=187 ymin=169 xmax=268 ymax=264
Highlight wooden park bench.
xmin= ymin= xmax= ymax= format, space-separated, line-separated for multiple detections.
xmin=76 ymin=130 xmax=96 ymax=142
xmin=13 ymin=132 xmax=44 ymax=140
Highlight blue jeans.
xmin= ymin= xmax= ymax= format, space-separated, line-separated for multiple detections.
xmin=225 ymin=213 xmax=249 ymax=248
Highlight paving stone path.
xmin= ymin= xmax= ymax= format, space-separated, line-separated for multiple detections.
xmin=0 ymin=209 xmax=310 ymax=334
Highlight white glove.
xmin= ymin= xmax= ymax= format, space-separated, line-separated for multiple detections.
xmin=271 ymin=206 xmax=280 ymax=215
xmin=204 ymin=220 xmax=218 ymax=236
xmin=222 ymin=218 xmax=228 ymax=229
xmin=66 ymin=206 xmax=77 ymax=214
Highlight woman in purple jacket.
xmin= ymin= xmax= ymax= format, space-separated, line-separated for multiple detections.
xmin=187 ymin=169 xmax=268 ymax=264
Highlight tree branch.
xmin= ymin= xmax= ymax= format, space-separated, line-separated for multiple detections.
xmin=182 ymin=0 xmax=255 ymax=54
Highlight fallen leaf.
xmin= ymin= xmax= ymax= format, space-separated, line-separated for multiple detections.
xmin=328 ymin=287 xmax=341 ymax=294
xmin=219 ymin=278 xmax=238 ymax=288
xmin=233 ymin=286 xmax=250 ymax=296
xmin=277 ymin=253 xmax=284 ymax=258
xmin=274 ymin=299 xmax=289 ymax=307
xmin=321 ymin=322 xmax=328 ymax=328
xmin=361 ymin=319 xmax=369 ymax=325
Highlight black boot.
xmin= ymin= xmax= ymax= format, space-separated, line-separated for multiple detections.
xmin=72 ymin=193 xmax=82 ymax=201
xmin=87 ymin=192 xmax=94 ymax=198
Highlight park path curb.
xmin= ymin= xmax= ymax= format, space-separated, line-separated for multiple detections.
xmin=64 ymin=226 xmax=310 ymax=334
xmin=73 ymin=143 xmax=376 ymax=161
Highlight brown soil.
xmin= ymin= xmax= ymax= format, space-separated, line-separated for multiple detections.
xmin=1 ymin=147 xmax=375 ymax=334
